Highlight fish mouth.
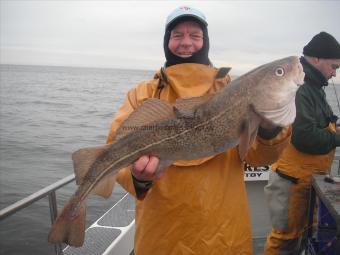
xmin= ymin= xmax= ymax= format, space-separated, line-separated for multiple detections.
xmin=295 ymin=62 xmax=305 ymax=86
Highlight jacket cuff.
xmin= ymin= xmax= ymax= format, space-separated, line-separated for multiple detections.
xmin=131 ymin=174 xmax=153 ymax=200
xmin=258 ymin=126 xmax=283 ymax=140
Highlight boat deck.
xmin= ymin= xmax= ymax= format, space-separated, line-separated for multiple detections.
xmin=63 ymin=181 xmax=269 ymax=255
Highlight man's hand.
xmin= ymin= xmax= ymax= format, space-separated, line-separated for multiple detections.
xmin=132 ymin=155 xmax=165 ymax=181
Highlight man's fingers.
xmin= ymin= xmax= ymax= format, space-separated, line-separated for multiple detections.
xmin=133 ymin=155 xmax=150 ymax=173
xmin=145 ymin=156 xmax=159 ymax=173
xmin=132 ymin=155 xmax=160 ymax=181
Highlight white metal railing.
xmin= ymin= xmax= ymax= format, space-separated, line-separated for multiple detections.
xmin=0 ymin=174 xmax=75 ymax=255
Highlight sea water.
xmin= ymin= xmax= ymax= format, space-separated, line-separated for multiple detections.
xmin=0 ymin=64 xmax=153 ymax=255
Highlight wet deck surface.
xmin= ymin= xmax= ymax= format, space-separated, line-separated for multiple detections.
xmin=312 ymin=174 xmax=340 ymax=230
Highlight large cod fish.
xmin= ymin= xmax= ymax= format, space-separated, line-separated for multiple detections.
xmin=48 ymin=56 xmax=305 ymax=247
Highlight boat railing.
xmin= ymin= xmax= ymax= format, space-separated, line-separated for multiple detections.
xmin=333 ymin=155 xmax=340 ymax=175
xmin=0 ymin=174 xmax=75 ymax=255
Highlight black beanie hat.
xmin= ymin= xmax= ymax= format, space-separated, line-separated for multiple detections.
xmin=303 ymin=31 xmax=340 ymax=59
xmin=164 ymin=16 xmax=210 ymax=67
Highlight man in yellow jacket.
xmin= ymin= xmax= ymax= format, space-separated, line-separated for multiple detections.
xmin=107 ymin=6 xmax=292 ymax=255
xmin=263 ymin=32 xmax=340 ymax=255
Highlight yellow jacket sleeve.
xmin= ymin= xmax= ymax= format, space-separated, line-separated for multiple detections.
xmin=245 ymin=126 xmax=292 ymax=166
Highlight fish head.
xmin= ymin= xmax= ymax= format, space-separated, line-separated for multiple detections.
xmin=250 ymin=56 xmax=305 ymax=127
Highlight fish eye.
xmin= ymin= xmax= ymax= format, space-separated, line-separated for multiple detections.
xmin=275 ymin=67 xmax=285 ymax=77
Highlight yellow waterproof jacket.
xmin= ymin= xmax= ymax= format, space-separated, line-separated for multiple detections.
xmin=106 ymin=63 xmax=291 ymax=255
xmin=272 ymin=123 xmax=336 ymax=179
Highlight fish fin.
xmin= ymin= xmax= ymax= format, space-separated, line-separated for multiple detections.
xmin=116 ymin=98 xmax=175 ymax=140
xmin=48 ymin=197 xmax=86 ymax=247
xmin=90 ymin=173 xmax=116 ymax=198
xmin=72 ymin=144 xmax=111 ymax=185
xmin=238 ymin=121 xmax=250 ymax=161
xmin=172 ymin=94 xmax=214 ymax=119
xmin=173 ymin=106 xmax=195 ymax=119
xmin=248 ymin=110 xmax=261 ymax=145
xmin=238 ymin=110 xmax=261 ymax=160
xmin=174 ymin=93 xmax=214 ymax=112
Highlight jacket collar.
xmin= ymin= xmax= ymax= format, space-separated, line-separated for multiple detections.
xmin=159 ymin=63 xmax=217 ymax=98
xmin=300 ymin=56 xmax=328 ymax=88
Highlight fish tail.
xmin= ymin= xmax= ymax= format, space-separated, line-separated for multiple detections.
xmin=48 ymin=196 xmax=86 ymax=247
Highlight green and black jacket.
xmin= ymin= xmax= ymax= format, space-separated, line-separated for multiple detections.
xmin=291 ymin=57 xmax=340 ymax=154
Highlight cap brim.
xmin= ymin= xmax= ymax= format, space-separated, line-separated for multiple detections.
xmin=166 ymin=14 xmax=208 ymax=29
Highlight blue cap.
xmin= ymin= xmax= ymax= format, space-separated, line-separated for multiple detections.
xmin=165 ymin=6 xmax=207 ymax=30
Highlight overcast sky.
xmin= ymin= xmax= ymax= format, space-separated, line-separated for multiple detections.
xmin=1 ymin=1 xmax=340 ymax=81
